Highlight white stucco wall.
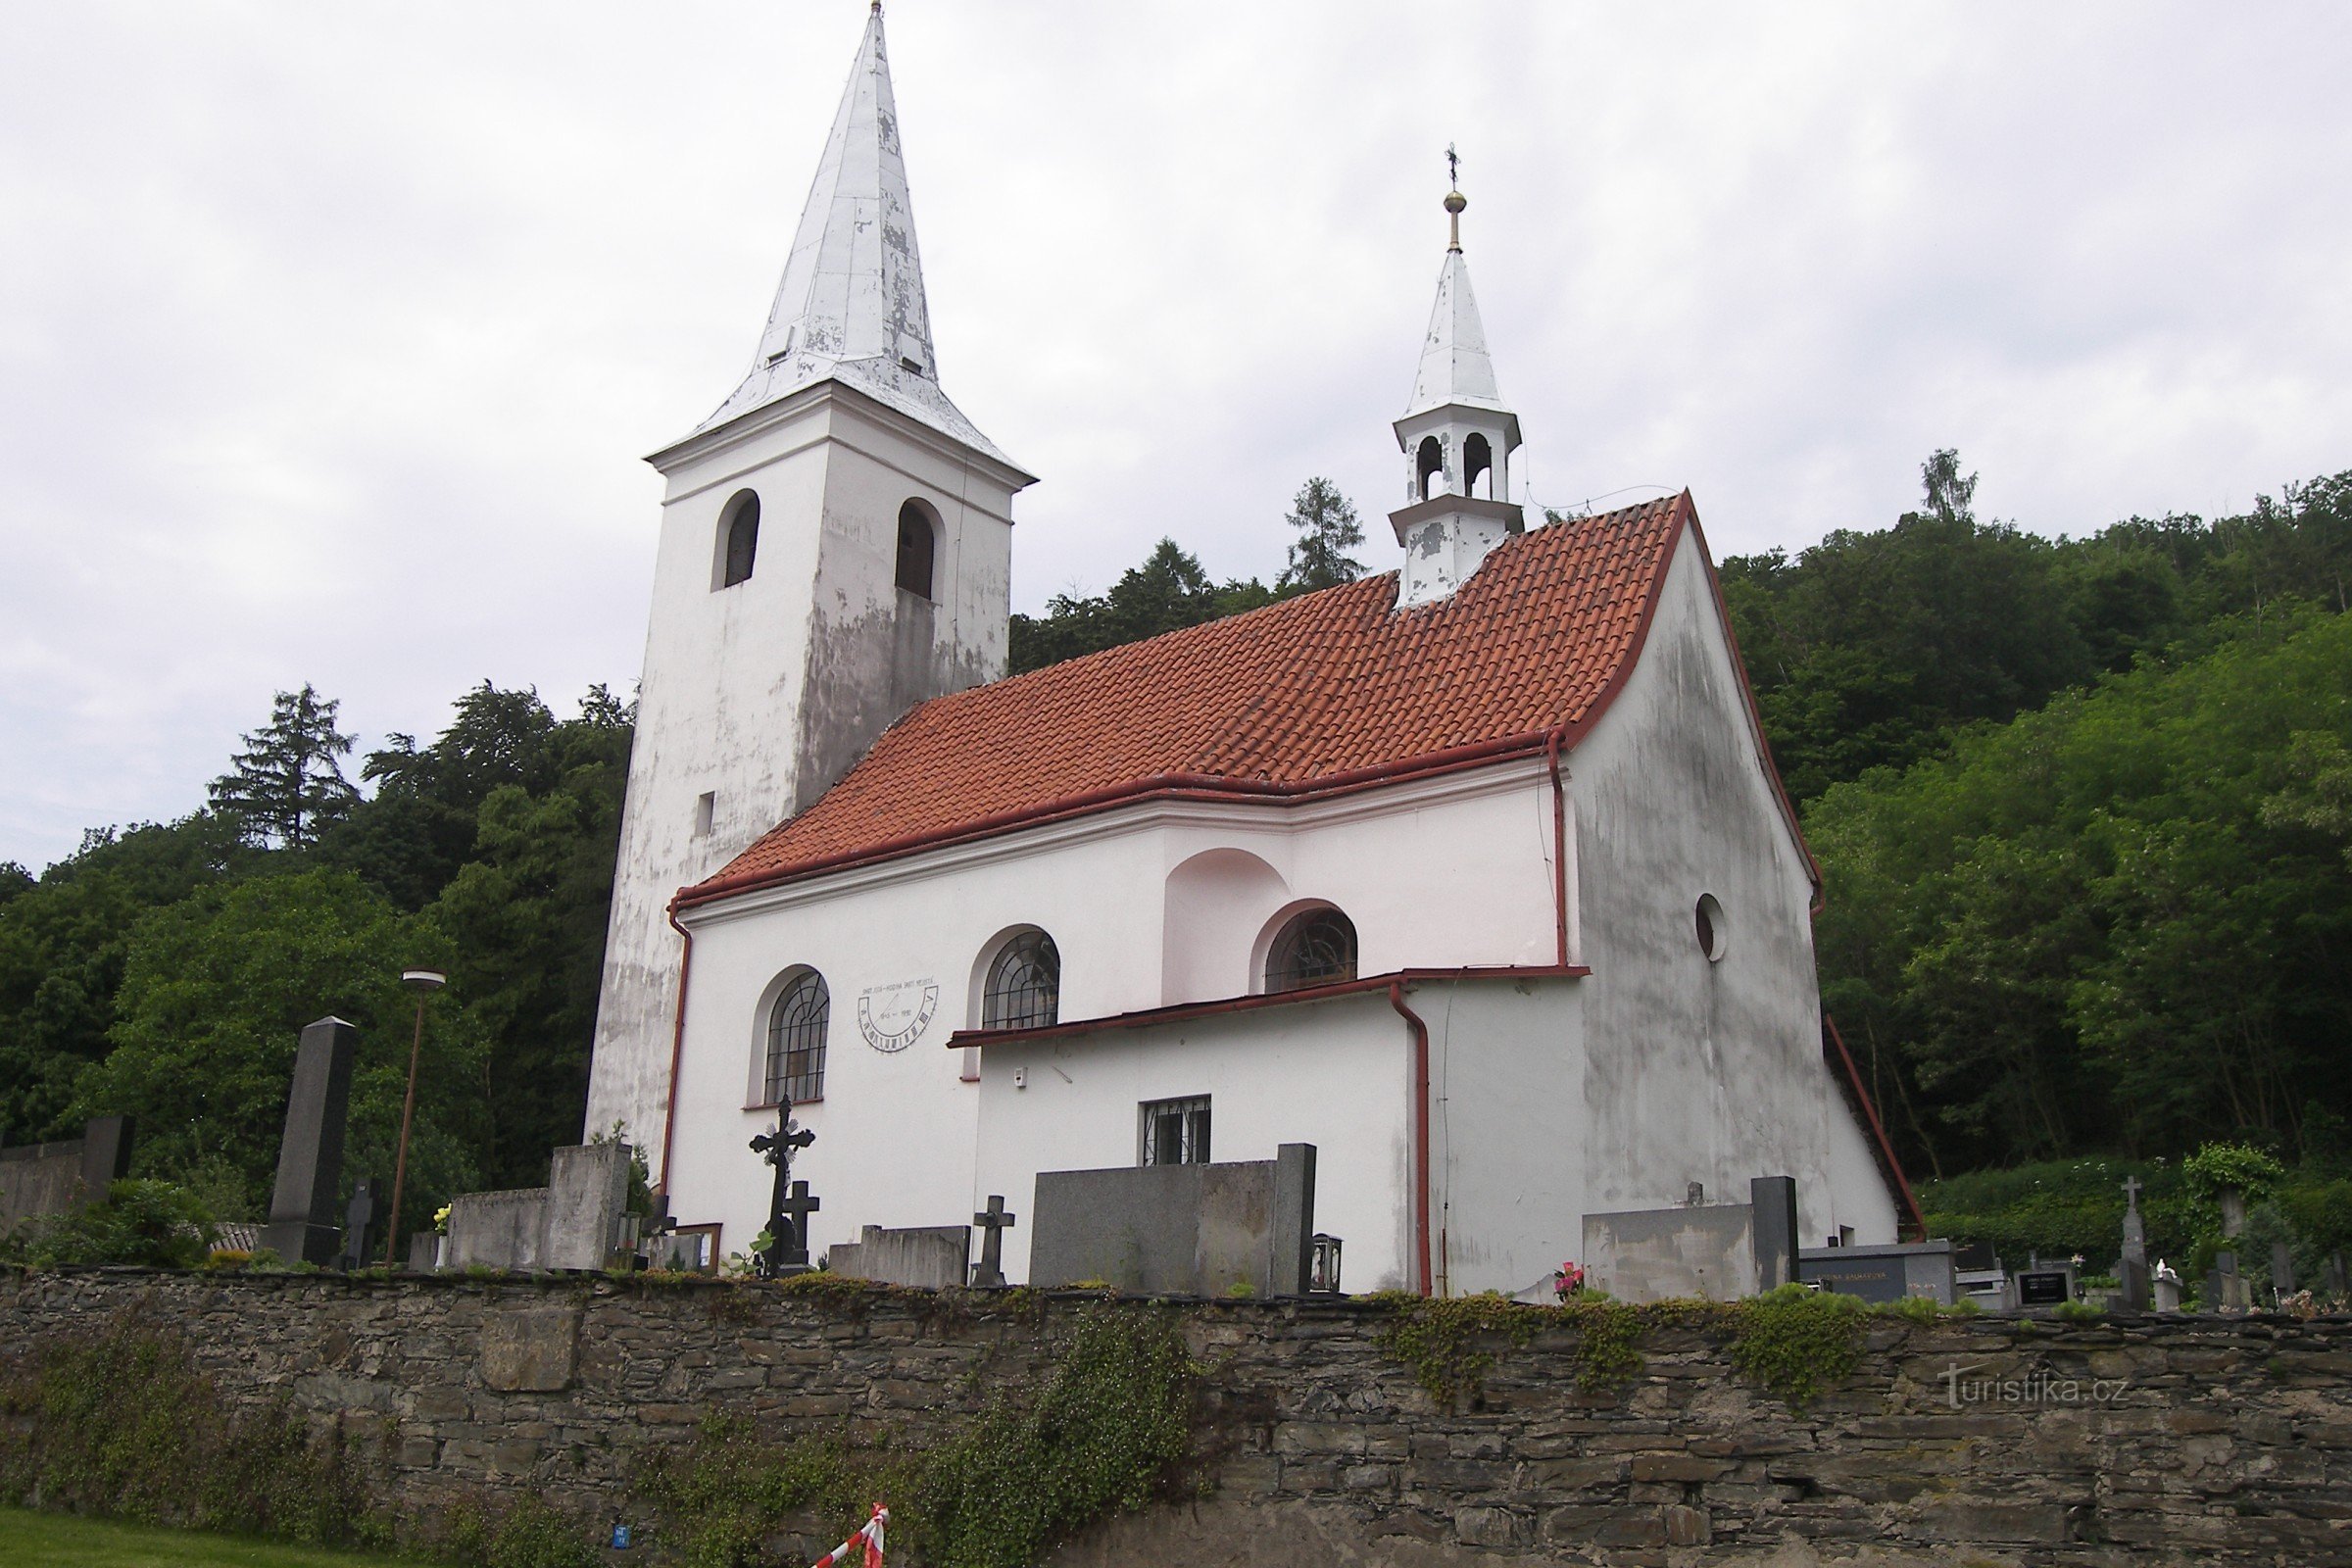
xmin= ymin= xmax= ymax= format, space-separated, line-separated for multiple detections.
xmin=585 ymin=385 xmax=1022 ymax=1152
xmin=1562 ymin=527 xmax=1898 ymax=1248
xmin=661 ymin=763 xmax=1560 ymax=1262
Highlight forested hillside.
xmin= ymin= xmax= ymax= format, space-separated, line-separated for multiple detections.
xmin=2 ymin=454 xmax=2346 ymax=1252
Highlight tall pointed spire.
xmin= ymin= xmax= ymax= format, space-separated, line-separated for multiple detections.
xmin=693 ymin=5 xmax=1015 ymax=466
xmin=1401 ymin=183 xmax=1514 ymax=430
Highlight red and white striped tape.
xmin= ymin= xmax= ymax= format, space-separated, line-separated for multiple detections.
xmin=810 ymin=1503 xmax=887 ymax=1568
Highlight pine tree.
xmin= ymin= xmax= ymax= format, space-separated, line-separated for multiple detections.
xmin=208 ymin=684 xmax=360 ymax=849
xmin=1278 ymin=477 xmax=1366 ymax=594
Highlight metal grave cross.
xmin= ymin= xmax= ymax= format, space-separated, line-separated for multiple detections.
xmin=750 ymin=1109 xmax=816 ymax=1277
xmin=971 ymin=1194 xmax=1017 ymax=1288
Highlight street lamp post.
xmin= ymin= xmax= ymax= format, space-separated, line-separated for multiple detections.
xmin=385 ymin=968 xmax=447 ymax=1267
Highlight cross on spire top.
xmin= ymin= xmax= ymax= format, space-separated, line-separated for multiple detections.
xmin=1446 ymin=142 xmax=1460 ymax=190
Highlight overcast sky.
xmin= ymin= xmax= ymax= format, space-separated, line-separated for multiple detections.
xmin=5 ymin=3 xmax=2349 ymax=872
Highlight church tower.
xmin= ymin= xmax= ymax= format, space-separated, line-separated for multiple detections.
xmin=586 ymin=5 xmax=1034 ymax=1153
xmin=1390 ymin=175 xmax=1524 ymax=607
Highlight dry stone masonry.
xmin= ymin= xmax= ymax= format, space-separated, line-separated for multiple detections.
xmin=0 ymin=1269 xmax=2345 ymax=1565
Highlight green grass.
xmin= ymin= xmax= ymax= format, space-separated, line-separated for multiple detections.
xmin=0 ymin=1509 xmax=405 ymax=1568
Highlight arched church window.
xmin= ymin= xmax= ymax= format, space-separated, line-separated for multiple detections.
xmin=764 ymin=968 xmax=829 ymax=1103
xmin=1464 ymin=433 xmax=1494 ymax=499
xmin=1265 ymin=907 xmax=1357 ymax=993
xmin=719 ymin=491 xmax=760 ymax=589
xmin=895 ymin=500 xmax=938 ymax=599
xmin=981 ymin=930 xmax=1059 ymax=1030
xmin=1416 ymin=436 xmax=1446 ymax=502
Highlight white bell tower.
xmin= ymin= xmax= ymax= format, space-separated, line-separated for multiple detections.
xmin=586 ymin=4 xmax=1035 ymax=1157
xmin=1390 ymin=171 xmax=1525 ymax=608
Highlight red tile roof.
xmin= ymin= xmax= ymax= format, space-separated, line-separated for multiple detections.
xmin=684 ymin=493 xmax=1697 ymax=906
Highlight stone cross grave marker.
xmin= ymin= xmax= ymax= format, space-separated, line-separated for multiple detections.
xmin=749 ymin=1109 xmax=816 ymax=1277
xmin=972 ymin=1194 xmax=1016 ymax=1288
xmin=259 ymin=1017 xmax=358 ymax=1266
xmin=2119 ymin=1175 xmax=2149 ymax=1311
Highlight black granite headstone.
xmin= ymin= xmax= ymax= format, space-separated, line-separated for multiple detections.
xmin=339 ymin=1178 xmax=376 ymax=1271
xmin=1750 ymin=1175 xmax=1799 ymax=1292
xmin=259 ymin=1017 xmax=358 ymax=1265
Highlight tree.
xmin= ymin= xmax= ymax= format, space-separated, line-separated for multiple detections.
xmin=1278 ymin=477 xmax=1365 ymax=594
xmin=1009 ymin=540 xmax=1274 ymax=674
xmin=74 ymin=867 xmax=488 ymax=1225
xmin=208 ymin=685 xmax=360 ymax=850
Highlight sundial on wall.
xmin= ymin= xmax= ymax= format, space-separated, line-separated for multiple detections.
xmin=857 ymin=979 xmax=939 ymax=1054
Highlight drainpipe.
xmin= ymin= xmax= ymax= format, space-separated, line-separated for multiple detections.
xmin=657 ymin=900 xmax=694 ymax=1196
xmin=1388 ymin=980 xmax=1434 ymax=1298
xmin=1546 ymin=731 xmax=1570 ymax=968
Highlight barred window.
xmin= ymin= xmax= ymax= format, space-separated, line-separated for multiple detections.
xmin=763 ymin=969 xmax=829 ymax=1104
xmin=1265 ymin=907 xmax=1357 ymax=993
xmin=1142 ymin=1096 xmax=1210 ymax=1166
xmin=981 ymin=931 xmax=1059 ymax=1030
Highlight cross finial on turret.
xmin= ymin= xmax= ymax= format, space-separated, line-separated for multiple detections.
xmin=1443 ymin=145 xmax=1467 ymax=253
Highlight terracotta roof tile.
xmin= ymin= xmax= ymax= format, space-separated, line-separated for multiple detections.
xmin=688 ymin=494 xmax=1693 ymax=903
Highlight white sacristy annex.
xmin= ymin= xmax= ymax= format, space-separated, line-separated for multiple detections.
xmin=585 ymin=6 xmax=1911 ymax=1295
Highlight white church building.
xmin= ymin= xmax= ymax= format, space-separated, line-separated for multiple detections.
xmin=585 ymin=7 xmax=1909 ymax=1296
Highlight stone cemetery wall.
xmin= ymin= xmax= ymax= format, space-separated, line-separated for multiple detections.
xmin=0 ymin=1268 xmax=2345 ymax=1565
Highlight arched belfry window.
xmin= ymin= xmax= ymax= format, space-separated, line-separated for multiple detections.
xmin=764 ymin=968 xmax=829 ymax=1103
xmin=1416 ymin=436 xmax=1446 ymax=502
xmin=1464 ymin=433 xmax=1494 ymax=499
xmin=982 ymin=931 xmax=1059 ymax=1030
xmin=1265 ymin=907 xmax=1357 ymax=993
xmin=895 ymin=499 xmax=937 ymax=600
xmin=719 ymin=491 xmax=760 ymax=589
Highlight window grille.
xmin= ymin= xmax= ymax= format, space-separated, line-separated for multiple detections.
xmin=764 ymin=969 xmax=829 ymax=1103
xmin=1265 ymin=907 xmax=1358 ymax=993
xmin=1141 ymin=1096 xmax=1211 ymax=1166
xmin=982 ymin=931 xmax=1059 ymax=1030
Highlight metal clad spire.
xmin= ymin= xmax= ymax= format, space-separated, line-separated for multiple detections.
xmin=692 ymin=6 xmax=1016 ymax=466
xmin=1403 ymin=173 xmax=1509 ymax=422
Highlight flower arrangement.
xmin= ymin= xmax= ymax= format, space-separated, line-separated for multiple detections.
xmin=431 ymin=1204 xmax=452 ymax=1235
xmin=1553 ymin=1260 xmax=1586 ymax=1300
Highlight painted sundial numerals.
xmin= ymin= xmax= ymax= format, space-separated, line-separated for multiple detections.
xmin=857 ymin=979 xmax=939 ymax=1054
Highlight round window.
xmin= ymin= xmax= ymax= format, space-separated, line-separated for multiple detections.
xmin=1694 ymin=894 xmax=1727 ymax=962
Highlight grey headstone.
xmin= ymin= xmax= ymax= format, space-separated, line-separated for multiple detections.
xmin=2271 ymin=1241 xmax=2296 ymax=1299
xmin=446 ymin=1188 xmax=551 ymax=1270
xmin=259 ymin=1017 xmax=358 ymax=1266
xmin=828 ymin=1224 xmax=969 ymax=1289
xmin=1031 ymin=1152 xmax=1307 ymax=1297
xmin=2326 ymin=1250 xmax=2348 ymax=1299
xmin=543 ymin=1142 xmax=630 ymax=1271
xmin=1798 ymin=1240 xmax=1957 ymax=1305
xmin=1270 ymin=1144 xmax=1317 ymax=1298
xmin=971 ymin=1194 xmax=1016 ymax=1288
xmin=1750 ymin=1175 xmax=1799 ymax=1293
xmin=408 ymin=1231 xmax=447 ymax=1272
xmin=75 ymin=1115 xmax=133 ymax=1197
xmin=1583 ymin=1202 xmax=1757 ymax=1303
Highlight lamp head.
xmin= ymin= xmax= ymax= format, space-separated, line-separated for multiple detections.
xmin=401 ymin=969 xmax=448 ymax=994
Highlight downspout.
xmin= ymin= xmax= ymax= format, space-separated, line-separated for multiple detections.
xmin=1388 ymin=980 xmax=1434 ymax=1298
xmin=1546 ymin=731 xmax=1570 ymax=967
xmin=658 ymin=900 xmax=694 ymax=1196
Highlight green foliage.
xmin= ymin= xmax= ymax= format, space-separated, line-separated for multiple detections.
xmin=1812 ymin=605 xmax=2352 ymax=1171
xmin=71 ymin=868 xmax=486 ymax=1232
xmin=442 ymin=1494 xmax=601 ymax=1568
xmin=2183 ymin=1142 xmax=2288 ymax=1201
xmin=1727 ymin=1286 xmax=1866 ymax=1406
xmin=1277 ymin=476 xmax=1365 ymax=594
xmin=1376 ymin=1294 xmax=1643 ymax=1406
xmin=1008 ymin=539 xmax=1275 ymax=674
xmin=639 ymin=1305 xmax=1195 ymax=1568
xmin=3 ymin=1179 xmax=217 ymax=1269
xmin=0 ymin=1319 xmax=377 ymax=1544
xmin=1920 ymin=1156 xmax=2199 ymax=1262
xmin=208 ymin=686 xmax=361 ymax=852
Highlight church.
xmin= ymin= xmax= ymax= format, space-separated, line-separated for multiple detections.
xmin=584 ymin=6 xmax=1907 ymax=1296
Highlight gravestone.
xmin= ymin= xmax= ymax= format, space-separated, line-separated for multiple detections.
xmin=259 ymin=1018 xmax=358 ymax=1265
xmin=2016 ymin=1264 xmax=2076 ymax=1309
xmin=2153 ymin=1260 xmax=2183 ymax=1312
xmin=339 ymin=1178 xmax=376 ymax=1271
xmin=1031 ymin=1144 xmax=1317 ymax=1296
xmin=1582 ymin=1174 xmax=1801 ymax=1303
xmin=749 ymin=1109 xmax=816 ymax=1277
xmin=2118 ymin=1175 xmax=2150 ymax=1311
xmin=441 ymin=1140 xmax=634 ymax=1272
xmin=826 ymin=1224 xmax=970 ymax=1288
xmin=1799 ymin=1240 xmax=1957 ymax=1305
xmin=972 ymin=1195 xmax=1016 ymax=1288
xmin=2272 ymin=1241 xmax=2297 ymax=1300
xmin=0 ymin=1115 xmax=133 ymax=1232
xmin=2205 ymin=1250 xmax=2255 ymax=1313
xmin=2324 ymin=1250 xmax=2348 ymax=1300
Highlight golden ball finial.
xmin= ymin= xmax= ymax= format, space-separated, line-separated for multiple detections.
xmin=1444 ymin=190 xmax=1467 ymax=215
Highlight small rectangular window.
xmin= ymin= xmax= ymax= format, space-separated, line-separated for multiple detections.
xmin=1140 ymin=1096 xmax=1210 ymax=1167
xmin=694 ymin=792 xmax=715 ymax=837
